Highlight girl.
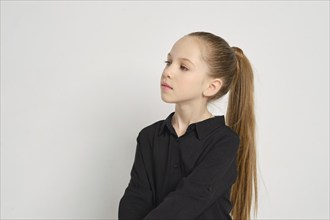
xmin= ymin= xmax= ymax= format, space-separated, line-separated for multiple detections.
xmin=118 ymin=31 xmax=258 ymax=220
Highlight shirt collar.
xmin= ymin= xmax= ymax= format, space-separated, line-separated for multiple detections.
xmin=158 ymin=112 xmax=226 ymax=140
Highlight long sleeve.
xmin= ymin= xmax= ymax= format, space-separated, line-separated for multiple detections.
xmin=118 ymin=134 xmax=154 ymax=220
xmin=143 ymin=134 xmax=239 ymax=220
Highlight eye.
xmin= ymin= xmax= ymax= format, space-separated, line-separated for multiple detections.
xmin=164 ymin=60 xmax=171 ymax=66
xmin=180 ymin=65 xmax=189 ymax=71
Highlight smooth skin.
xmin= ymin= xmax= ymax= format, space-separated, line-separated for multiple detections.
xmin=160 ymin=36 xmax=223 ymax=137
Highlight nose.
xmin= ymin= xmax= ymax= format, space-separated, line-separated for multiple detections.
xmin=162 ymin=66 xmax=173 ymax=78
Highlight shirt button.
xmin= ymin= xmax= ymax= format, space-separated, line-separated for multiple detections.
xmin=173 ymin=164 xmax=179 ymax=168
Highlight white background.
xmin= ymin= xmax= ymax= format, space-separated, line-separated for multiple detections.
xmin=1 ymin=1 xmax=329 ymax=219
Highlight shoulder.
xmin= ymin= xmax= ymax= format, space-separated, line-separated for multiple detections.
xmin=222 ymin=125 xmax=240 ymax=140
xmin=137 ymin=112 xmax=174 ymax=138
xmin=137 ymin=119 xmax=165 ymax=140
xmin=213 ymin=124 xmax=240 ymax=148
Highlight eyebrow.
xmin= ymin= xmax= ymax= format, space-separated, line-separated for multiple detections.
xmin=167 ymin=53 xmax=195 ymax=66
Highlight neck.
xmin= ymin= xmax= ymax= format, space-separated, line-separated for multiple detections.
xmin=172 ymin=102 xmax=213 ymax=132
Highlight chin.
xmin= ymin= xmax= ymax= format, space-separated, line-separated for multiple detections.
xmin=160 ymin=96 xmax=176 ymax=104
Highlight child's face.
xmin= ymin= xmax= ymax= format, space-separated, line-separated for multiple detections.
xmin=160 ymin=36 xmax=211 ymax=104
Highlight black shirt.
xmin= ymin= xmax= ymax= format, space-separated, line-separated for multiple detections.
xmin=118 ymin=112 xmax=240 ymax=220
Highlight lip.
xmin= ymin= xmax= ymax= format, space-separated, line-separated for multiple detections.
xmin=161 ymin=82 xmax=173 ymax=89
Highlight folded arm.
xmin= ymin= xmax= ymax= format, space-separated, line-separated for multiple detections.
xmin=118 ymin=134 xmax=154 ymax=220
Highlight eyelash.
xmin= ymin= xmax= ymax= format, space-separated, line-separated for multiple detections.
xmin=164 ymin=60 xmax=189 ymax=71
xmin=164 ymin=60 xmax=171 ymax=65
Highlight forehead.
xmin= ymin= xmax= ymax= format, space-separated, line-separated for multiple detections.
xmin=169 ymin=36 xmax=205 ymax=62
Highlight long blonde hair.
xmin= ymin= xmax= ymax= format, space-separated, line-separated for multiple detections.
xmin=187 ymin=32 xmax=258 ymax=220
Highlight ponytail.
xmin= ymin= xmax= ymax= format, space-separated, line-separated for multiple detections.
xmin=227 ymin=47 xmax=258 ymax=220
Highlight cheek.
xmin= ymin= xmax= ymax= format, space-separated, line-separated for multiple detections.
xmin=179 ymin=75 xmax=203 ymax=92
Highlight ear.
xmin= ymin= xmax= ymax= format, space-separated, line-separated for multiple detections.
xmin=203 ymin=78 xmax=222 ymax=97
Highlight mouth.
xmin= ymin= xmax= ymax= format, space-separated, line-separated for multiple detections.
xmin=161 ymin=83 xmax=173 ymax=89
